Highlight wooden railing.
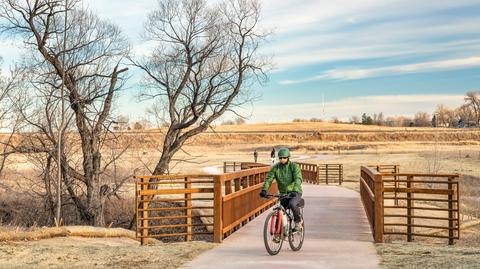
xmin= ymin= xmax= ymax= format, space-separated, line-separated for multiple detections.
xmin=223 ymin=161 xmax=268 ymax=173
xmin=297 ymin=162 xmax=319 ymax=184
xmin=360 ymin=166 xmax=384 ymax=243
xmin=135 ymin=174 xmax=215 ymax=245
xmin=369 ymin=165 xmax=400 ymax=205
xmin=136 ymin=161 xmax=345 ymax=245
xmin=360 ymin=166 xmax=460 ymax=245
xmin=214 ymin=166 xmax=276 ymax=242
xmin=318 ymin=164 xmax=343 ymax=185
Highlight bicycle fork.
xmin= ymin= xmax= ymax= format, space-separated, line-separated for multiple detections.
xmin=269 ymin=211 xmax=282 ymax=236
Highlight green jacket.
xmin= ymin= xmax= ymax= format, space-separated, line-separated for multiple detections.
xmin=262 ymin=161 xmax=303 ymax=194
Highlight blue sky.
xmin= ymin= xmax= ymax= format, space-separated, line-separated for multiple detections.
xmin=1 ymin=0 xmax=480 ymax=123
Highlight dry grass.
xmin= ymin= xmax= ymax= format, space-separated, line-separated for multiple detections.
xmin=377 ymin=241 xmax=480 ymax=269
xmin=0 ymin=226 xmax=142 ymax=242
xmin=0 ymin=236 xmax=214 ymax=269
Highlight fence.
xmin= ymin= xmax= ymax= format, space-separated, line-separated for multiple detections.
xmin=369 ymin=165 xmax=400 ymax=205
xmin=136 ymin=166 xmax=278 ymax=245
xmin=135 ymin=174 xmax=215 ymax=245
xmin=223 ymin=161 xmax=268 ymax=173
xmin=360 ymin=166 xmax=460 ymax=245
xmin=297 ymin=162 xmax=319 ymax=184
xmin=318 ymin=164 xmax=343 ymax=185
xmin=136 ymin=161 xmax=345 ymax=245
xmin=215 ymin=166 xmax=276 ymax=242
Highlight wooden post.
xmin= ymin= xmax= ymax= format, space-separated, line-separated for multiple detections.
xmin=407 ymin=175 xmax=413 ymax=242
xmin=185 ymin=176 xmax=192 ymax=241
xmin=339 ymin=164 xmax=343 ymax=185
xmin=235 ymin=178 xmax=241 ymax=192
xmin=326 ymin=164 xmax=329 ymax=185
xmin=134 ymin=176 xmax=138 ymax=241
xmin=457 ymin=176 xmax=460 ymax=241
xmin=223 ymin=162 xmax=227 ymax=173
xmin=213 ymin=175 xmax=223 ymax=243
xmin=448 ymin=176 xmax=454 ymax=245
xmin=374 ymin=173 xmax=384 ymax=243
xmin=225 ymin=180 xmax=232 ymax=195
xmin=141 ymin=176 xmax=149 ymax=245
xmin=394 ymin=165 xmax=400 ymax=206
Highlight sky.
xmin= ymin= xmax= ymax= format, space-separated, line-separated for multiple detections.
xmin=1 ymin=0 xmax=480 ymax=123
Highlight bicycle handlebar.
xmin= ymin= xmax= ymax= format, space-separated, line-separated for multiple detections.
xmin=263 ymin=193 xmax=290 ymax=199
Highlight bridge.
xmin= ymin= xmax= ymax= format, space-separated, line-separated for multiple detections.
xmin=134 ymin=162 xmax=460 ymax=268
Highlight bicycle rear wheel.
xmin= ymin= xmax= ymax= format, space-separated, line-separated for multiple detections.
xmin=263 ymin=210 xmax=284 ymax=255
xmin=288 ymin=212 xmax=304 ymax=251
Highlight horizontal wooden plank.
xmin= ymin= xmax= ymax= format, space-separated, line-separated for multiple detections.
xmin=134 ymin=174 xmax=213 ymax=180
xmin=383 ymin=232 xmax=459 ymax=239
xmin=384 ymin=223 xmax=459 ymax=230
xmin=384 ymin=214 xmax=459 ymax=221
xmin=222 ymin=200 xmax=276 ymax=233
xmin=137 ymin=215 xmax=214 ymax=221
xmin=138 ymin=232 xmax=213 ymax=238
xmin=136 ymin=180 xmax=214 ymax=185
xmin=382 ymin=180 xmax=458 ymax=184
xmin=384 ymin=206 xmax=458 ymax=212
xmin=219 ymin=167 xmax=271 ymax=182
xmin=380 ymin=173 xmax=459 ymax=178
xmin=383 ymin=187 xmax=453 ymax=195
xmin=223 ymin=184 xmax=263 ymax=202
xmin=138 ymin=206 xmax=214 ymax=212
xmin=360 ymin=177 xmax=375 ymax=201
xmin=138 ymin=188 xmax=214 ymax=196
xmin=139 ymin=223 xmax=214 ymax=229
xmin=138 ymin=198 xmax=213 ymax=203
xmin=383 ymin=197 xmax=458 ymax=203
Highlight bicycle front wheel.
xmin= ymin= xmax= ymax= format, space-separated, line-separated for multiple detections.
xmin=288 ymin=216 xmax=305 ymax=251
xmin=263 ymin=210 xmax=284 ymax=255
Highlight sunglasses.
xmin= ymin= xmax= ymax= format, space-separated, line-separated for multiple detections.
xmin=279 ymin=157 xmax=288 ymax=159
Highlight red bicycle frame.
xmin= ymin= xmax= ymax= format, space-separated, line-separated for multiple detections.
xmin=269 ymin=210 xmax=282 ymax=235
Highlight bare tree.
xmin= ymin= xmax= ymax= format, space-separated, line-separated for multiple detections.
xmin=131 ymin=0 xmax=269 ymax=174
xmin=349 ymin=115 xmax=360 ymax=124
xmin=414 ymin=112 xmax=431 ymax=127
xmin=435 ymin=104 xmax=455 ymax=127
xmin=464 ymin=91 xmax=480 ymax=125
xmin=0 ymin=59 xmax=26 ymax=180
xmin=1 ymin=0 xmax=130 ymax=226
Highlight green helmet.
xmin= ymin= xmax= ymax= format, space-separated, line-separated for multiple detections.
xmin=278 ymin=148 xmax=291 ymax=158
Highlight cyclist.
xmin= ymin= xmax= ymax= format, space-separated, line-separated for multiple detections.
xmin=259 ymin=147 xmax=304 ymax=231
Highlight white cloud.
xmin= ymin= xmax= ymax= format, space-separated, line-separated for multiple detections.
xmin=248 ymin=94 xmax=466 ymax=122
xmin=280 ymin=56 xmax=480 ymax=84
xmin=261 ymin=0 xmax=480 ymax=70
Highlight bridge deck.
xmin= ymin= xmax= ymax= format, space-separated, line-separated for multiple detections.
xmin=180 ymin=185 xmax=379 ymax=269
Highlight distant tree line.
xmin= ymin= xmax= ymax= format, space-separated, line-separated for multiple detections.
xmin=350 ymin=91 xmax=480 ymax=128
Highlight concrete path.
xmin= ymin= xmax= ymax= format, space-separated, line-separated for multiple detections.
xmin=180 ymin=185 xmax=379 ymax=269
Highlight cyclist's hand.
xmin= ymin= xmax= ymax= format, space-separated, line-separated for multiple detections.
xmin=288 ymin=191 xmax=298 ymax=198
xmin=259 ymin=190 xmax=268 ymax=198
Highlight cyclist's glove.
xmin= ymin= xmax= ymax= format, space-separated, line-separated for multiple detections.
xmin=259 ymin=189 xmax=268 ymax=198
xmin=288 ymin=191 xmax=298 ymax=198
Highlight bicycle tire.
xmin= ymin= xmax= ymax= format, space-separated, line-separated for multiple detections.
xmin=288 ymin=213 xmax=304 ymax=251
xmin=263 ymin=210 xmax=284 ymax=255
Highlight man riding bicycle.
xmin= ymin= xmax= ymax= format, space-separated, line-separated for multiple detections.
xmin=259 ymin=147 xmax=304 ymax=231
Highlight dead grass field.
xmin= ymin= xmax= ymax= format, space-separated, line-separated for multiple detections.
xmin=0 ymin=236 xmax=214 ymax=269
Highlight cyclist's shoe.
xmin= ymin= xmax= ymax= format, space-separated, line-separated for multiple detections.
xmin=292 ymin=220 xmax=303 ymax=232
xmin=273 ymin=235 xmax=281 ymax=243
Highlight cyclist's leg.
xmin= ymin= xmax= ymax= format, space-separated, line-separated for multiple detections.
xmin=288 ymin=192 xmax=303 ymax=223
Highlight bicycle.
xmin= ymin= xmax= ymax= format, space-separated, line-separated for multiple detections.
xmin=262 ymin=193 xmax=305 ymax=255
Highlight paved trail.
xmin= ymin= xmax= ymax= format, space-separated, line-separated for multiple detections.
xmin=180 ymin=185 xmax=379 ymax=269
